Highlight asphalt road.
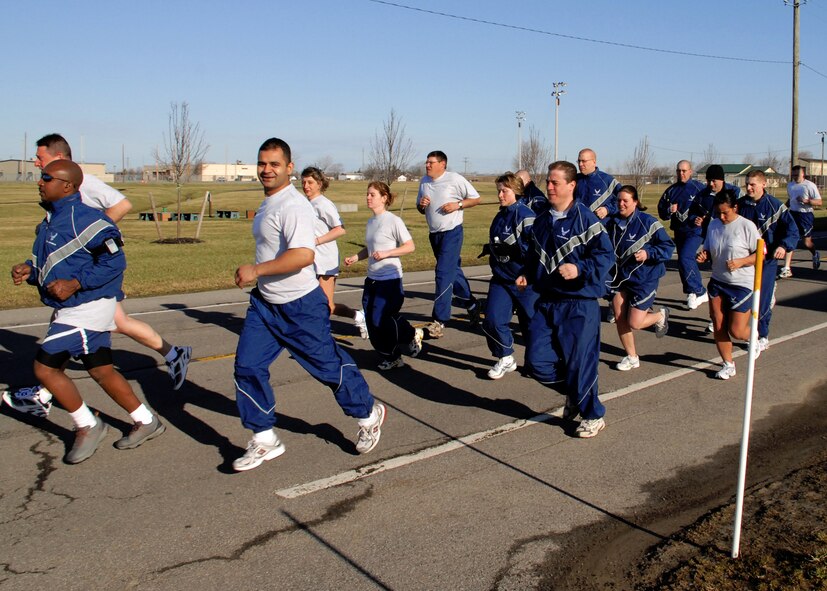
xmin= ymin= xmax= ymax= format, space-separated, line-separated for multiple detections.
xmin=1 ymin=254 xmax=825 ymax=591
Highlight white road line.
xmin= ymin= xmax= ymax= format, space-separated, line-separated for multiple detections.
xmin=275 ymin=319 xmax=827 ymax=499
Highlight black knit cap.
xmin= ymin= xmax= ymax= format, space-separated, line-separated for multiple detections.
xmin=706 ymin=165 xmax=725 ymax=181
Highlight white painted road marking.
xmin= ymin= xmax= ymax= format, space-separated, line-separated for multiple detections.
xmin=275 ymin=320 xmax=827 ymax=499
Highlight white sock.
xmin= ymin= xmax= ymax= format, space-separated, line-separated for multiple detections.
xmin=69 ymin=403 xmax=97 ymax=429
xmin=358 ymin=407 xmax=378 ymax=427
xmin=253 ymin=429 xmax=277 ymax=446
xmin=164 ymin=348 xmax=178 ymax=362
xmin=129 ymin=404 xmax=154 ymax=425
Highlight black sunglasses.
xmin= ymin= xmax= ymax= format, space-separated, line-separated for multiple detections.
xmin=41 ymin=173 xmax=71 ymax=183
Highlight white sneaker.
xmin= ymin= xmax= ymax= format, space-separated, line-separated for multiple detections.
xmin=356 ymin=403 xmax=385 ymax=454
xmin=706 ymin=321 xmax=714 ymax=333
xmin=576 ymin=417 xmax=606 ymax=438
xmin=408 ymin=328 xmax=424 ymax=357
xmin=716 ymin=361 xmax=737 ymax=380
xmin=758 ymin=337 xmax=769 ymax=352
xmin=378 ymin=357 xmax=405 ymax=371
xmin=354 ymin=310 xmax=369 ymax=339
xmin=687 ymin=291 xmax=709 ymax=310
xmin=778 ymin=267 xmax=793 ymax=279
xmin=686 ymin=293 xmax=696 ymax=310
xmin=654 ymin=307 xmax=669 ymax=338
xmin=2 ymin=385 xmax=53 ymax=417
xmin=426 ymin=320 xmax=445 ymax=338
xmin=488 ymin=355 xmax=517 ymax=379
xmin=616 ymin=355 xmax=640 ymax=371
xmin=167 ymin=345 xmax=192 ymax=391
xmin=233 ymin=434 xmax=286 ymax=472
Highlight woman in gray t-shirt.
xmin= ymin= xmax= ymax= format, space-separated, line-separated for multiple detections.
xmin=344 ymin=182 xmax=424 ymax=370
xmin=697 ymin=189 xmax=761 ymax=380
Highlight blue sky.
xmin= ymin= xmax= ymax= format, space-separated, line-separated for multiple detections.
xmin=3 ymin=0 xmax=826 ymax=174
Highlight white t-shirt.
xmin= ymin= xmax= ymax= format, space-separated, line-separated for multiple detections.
xmin=416 ymin=171 xmax=479 ymax=233
xmin=80 ymin=174 xmax=127 ymax=211
xmin=309 ymin=194 xmax=343 ymax=276
xmin=704 ymin=215 xmax=761 ymax=289
xmin=787 ymin=179 xmax=821 ymax=213
xmin=253 ymin=184 xmax=319 ymax=304
xmin=366 ymin=211 xmax=412 ymax=281
xmin=54 ymin=297 xmax=117 ymax=331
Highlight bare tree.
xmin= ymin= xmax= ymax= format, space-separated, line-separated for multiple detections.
xmin=368 ymin=108 xmax=415 ymax=185
xmin=649 ymin=165 xmax=671 ymax=184
xmin=153 ymin=102 xmax=209 ymax=240
xmin=512 ymin=125 xmax=553 ymax=182
xmin=625 ymin=136 xmax=654 ymax=194
xmin=311 ymin=155 xmax=344 ymax=176
xmin=758 ymin=148 xmax=787 ymax=174
xmin=702 ymin=143 xmax=720 ymax=167
xmin=155 ymin=102 xmax=209 ymax=183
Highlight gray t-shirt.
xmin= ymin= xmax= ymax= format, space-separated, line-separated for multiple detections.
xmin=365 ymin=211 xmax=412 ymax=280
xmin=309 ymin=194 xmax=343 ymax=276
xmin=787 ymin=179 xmax=821 ymax=213
xmin=704 ymin=215 xmax=761 ymax=289
xmin=416 ymin=171 xmax=479 ymax=233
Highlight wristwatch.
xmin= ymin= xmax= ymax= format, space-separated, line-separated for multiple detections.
xmin=458 ymin=202 xmax=463 ymax=210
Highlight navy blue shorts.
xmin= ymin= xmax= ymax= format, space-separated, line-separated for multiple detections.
xmin=620 ymin=282 xmax=658 ymax=311
xmin=41 ymin=323 xmax=112 ymax=357
xmin=790 ymin=211 xmax=814 ymax=238
xmin=708 ymin=279 xmax=753 ymax=313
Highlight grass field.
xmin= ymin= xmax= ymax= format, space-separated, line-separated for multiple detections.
xmin=1 ymin=179 xmax=822 ymax=310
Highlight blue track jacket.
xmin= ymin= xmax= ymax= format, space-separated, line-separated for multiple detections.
xmin=519 ymin=181 xmax=549 ymax=216
xmin=691 ymin=183 xmax=741 ymax=227
xmin=605 ymin=210 xmax=675 ymax=292
xmin=574 ymin=168 xmax=620 ymax=217
xmin=26 ymin=192 xmax=125 ymax=309
xmin=737 ymin=193 xmax=799 ymax=255
xmin=527 ymin=202 xmax=614 ymax=300
xmin=657 ymin=179 xmax=706 ymax=235
xmin=488 ymin=201 xmax=536 ymax=283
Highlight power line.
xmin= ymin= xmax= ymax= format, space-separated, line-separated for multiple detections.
xmin=801 ymin=62 xmax=827 ymax=79
xmin=368 ymin=0 xmax=789 ymax=64
xmin=650 ymin=142 xmax=822 ymax=157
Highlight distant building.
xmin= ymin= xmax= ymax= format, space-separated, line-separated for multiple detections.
xmin=0 ymin=160 xmax=112 ymax=182
xmin=695 ymin=163 xmax=785 ymax=189
xmin=338 ymin=172 xmax=365 ymax=181
xmin=799 ymin=157 xmax=826 ymax=187
xmin=142 ymin=162 xmax=258 ymax=182
xmin=197 ymin=162 xmax=257 ymax=182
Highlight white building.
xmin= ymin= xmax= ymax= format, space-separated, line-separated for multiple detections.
xmin=0 ymin=160 xmax=112 ymax=182
xmin=143 ymin=162 xmax=258 ymax=182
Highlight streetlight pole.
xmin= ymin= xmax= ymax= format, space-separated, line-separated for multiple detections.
xmin=552 ymin=82 xmax=567 ymax=161
xmin=818 ymin=131 xmax=827 ymax=191
xmin=515 ymin=111 xmax=526 ymax=169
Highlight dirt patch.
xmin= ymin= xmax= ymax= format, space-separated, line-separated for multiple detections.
xmin=535 ymin=381 xmax=827 ymax=590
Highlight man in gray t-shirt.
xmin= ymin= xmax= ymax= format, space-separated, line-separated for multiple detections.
xmin=416 ymin=150 xmax=481 ymax=338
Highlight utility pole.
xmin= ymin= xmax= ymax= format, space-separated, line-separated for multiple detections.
xmin=515 ymin=111 xmax=526 ymax=169
xmin=787 ymin=1 xmax=804 ymax=170
xmin=818 ymin=131 xmax=826 ymax=191
xmin=552 ymin=82 xmax=567 ymax=161
xmin=463 ymin=157 xmax=469 ymax=176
